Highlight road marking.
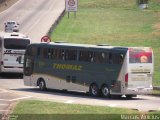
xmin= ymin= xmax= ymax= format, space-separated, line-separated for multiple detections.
xmin=0 ymin=89 xmax=8 ymax=93
xmin=0 ymin=104 xmax=8 ymax=106
xmin=0 ymin=99 xmax=7 ymax=101
xmin=64 ymin=100 xmax=75 ymax=104
xmin=0 ymin=110 xmax=8 ymax=112
xmin=9 ymin=96 xmax=32 ymax=102
xmin=108 ymin=104 xmax=117 ymax=107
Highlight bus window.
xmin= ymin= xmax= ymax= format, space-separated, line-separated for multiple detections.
xmin=108 ymin=53 xmax=113 ymax=64
xmin=53 ymin=49 xmax=65 ymax=60
xmin=65 ymin=50 xmax=77 ymax=61
xmin=48 ymin=48 xmax=54 ymax=59
xmin=26 ymin=46 xmax=36 ymax=56
xmin=112 ymin=53 xmax=124 ymax=64
xmin=4 ymin=38 xmax=30 ymax=49
xmin=79 ymin=51 xmax=93 ymax=62
xmin=38 ymin=47 xmax=48 ymax=59
xmin=129 ymin=48 xmax=152 ymax=63
xmin=94 ymin=52 xmax=108 ymax=63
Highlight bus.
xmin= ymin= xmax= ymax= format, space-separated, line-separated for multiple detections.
xmin=0 ymin=32 xmax=31 ymax=73
xmin=23 ymin=42 xmax=153 ymax=98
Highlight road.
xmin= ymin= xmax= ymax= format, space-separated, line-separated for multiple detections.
xmin=0 ymin=0 xmax=65 ymax=115
xmin=0 ymin=0 xmax=160 ymax=116
xmin=0 ymin=0 xmax=65 ymax=42
xmin=0 ymin=76 xmax=160 ymax=113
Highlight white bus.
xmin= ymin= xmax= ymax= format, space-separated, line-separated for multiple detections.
xmin=0 ymin=32 xmax=31 ymax=73
xmin=24 ymin=42 xmax=153 ymax=98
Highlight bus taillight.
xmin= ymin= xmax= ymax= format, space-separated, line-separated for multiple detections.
xmin=125 ymin=73 xmax=128 ymax=87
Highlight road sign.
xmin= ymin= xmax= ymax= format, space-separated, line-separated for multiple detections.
xmin=41 ymin=36 xmax=51 ymax=43
xmin=65 ymin=0 xmax=78 ymax=12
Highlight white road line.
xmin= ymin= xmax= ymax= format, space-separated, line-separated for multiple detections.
xmin=0 ymin=104 xmax=8 ymax=106
xmin=0 ymin=99 xmax=7 ymax=101
xmin=0 ymin=89 xmax=8 ymax=93
xmin=108 ymin=104 xmax=117 ymax=107
xmin=9 ymin=96 xmax=32 ymax=102
xmin=64 ymin=100 xmax=75 ymax=104
xmin=0 ymin=110 xmax=8 ymax=112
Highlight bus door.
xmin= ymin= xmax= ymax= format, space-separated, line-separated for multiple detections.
xmin=126 ymin=48 xmax=153 ymax=93
xmin=24 ymin=46 xmax=36 ymax=77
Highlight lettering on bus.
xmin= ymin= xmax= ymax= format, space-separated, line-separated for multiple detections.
xmin=53 ymin=63 xmax=83 ymax=71
xmin=131 ymin=68 xmax=150 ymax=73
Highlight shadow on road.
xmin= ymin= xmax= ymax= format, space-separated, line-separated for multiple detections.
xmin=11 ymin=87 xmax=146 ymax=101
xmin=0 ymin=73 xmax=23 ymax=79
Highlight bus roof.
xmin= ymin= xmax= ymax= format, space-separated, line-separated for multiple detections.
xmin=29 ymin=42 xmax=129 ymax=51
xmin=0 ymin=32 xmax=30 ymax=39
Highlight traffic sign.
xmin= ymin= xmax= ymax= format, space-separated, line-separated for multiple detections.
xmin=65 ymin=0 xmax=78 ymax=12
xmin=41 ymin=36 xmax=51 ymax=43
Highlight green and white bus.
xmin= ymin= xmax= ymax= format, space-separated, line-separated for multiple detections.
xmin=23 ymin=42 xmax=153 ymax=98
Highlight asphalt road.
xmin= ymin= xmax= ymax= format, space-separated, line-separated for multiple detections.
xmin=0 ymin=0 xmax=65 ymax=115
xmin=0 ymin=76 xmax=160 ymax=112
xmin=0 ymin=0 xmax=160 ymax=115
xmin=0 ymin=0 xmax=65 ymax=42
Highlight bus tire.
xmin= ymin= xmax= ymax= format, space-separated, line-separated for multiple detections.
xmin=126 ymin=95 xmax=133 ymax=99
xmin=89 ymin=84 xmax=100 ymax=97
xmin=38 ymin=79 xmax=46 ymax=91
xmin=101 ymin=85 xmax=110 ymax=98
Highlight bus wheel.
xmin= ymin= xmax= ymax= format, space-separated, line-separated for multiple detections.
xmin=38 ymin=79 xmax=46 ymax=91
xmin=101 ymin=85 xmax=110 ymax=98
xmin=89 ymin=84 xmax=100 ymax=97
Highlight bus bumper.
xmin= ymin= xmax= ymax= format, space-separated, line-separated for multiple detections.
xmin=0 ymin=67 xmax=23 ymax=73
xmin=124 ymin=87 xmax=153 ymax=95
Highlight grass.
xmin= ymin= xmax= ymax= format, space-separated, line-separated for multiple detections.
xmin=151 ymin=90 xmax=160 ymax=96
xmin=10 ymin=100 xmax=160 ymax=120
xmin=51 ymin=0 xmax=160 ymax=86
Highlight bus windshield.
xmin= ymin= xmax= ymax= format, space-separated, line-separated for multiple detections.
xmin=129 ymin=48 xmax=152 ymax=63
xmin=4 ymin=38 xmax=30 ymax=49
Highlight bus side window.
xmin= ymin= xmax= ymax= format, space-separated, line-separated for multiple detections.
xmin=79 ymin=51 xmax=93 ymax=62
xmin=120 ymin=54 xmax=124 ymax=64
xmin=53 ymin=49 xmax=65 ymax=60
xmin=65 ymin=50 xmax=77 ymax=61
xmin=49 ymin=48 xmax=54 ymax=59
xmin=26 ymin=46 xmax=36 ymax=56
xmin=108 ymin=53 xmax=113 ymax=64
xmin=58 ymin=49 xmax=65 ymax=60
xmin=38 ymin=47 xmax=48 ymax=59
xmin=48 ymin=48 xmax=53 ymax=59
xmin=94 ymin=52 xmax=108 ymax=63
xmin=112 ymin=53 xmax=124 ymax=64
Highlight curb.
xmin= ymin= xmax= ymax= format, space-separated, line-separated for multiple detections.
xmin=47 ymin=9 xmax=65 ymax=37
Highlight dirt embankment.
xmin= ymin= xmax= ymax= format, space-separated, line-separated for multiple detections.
xmin=0 ymin=0 xmax=19 ymax=13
